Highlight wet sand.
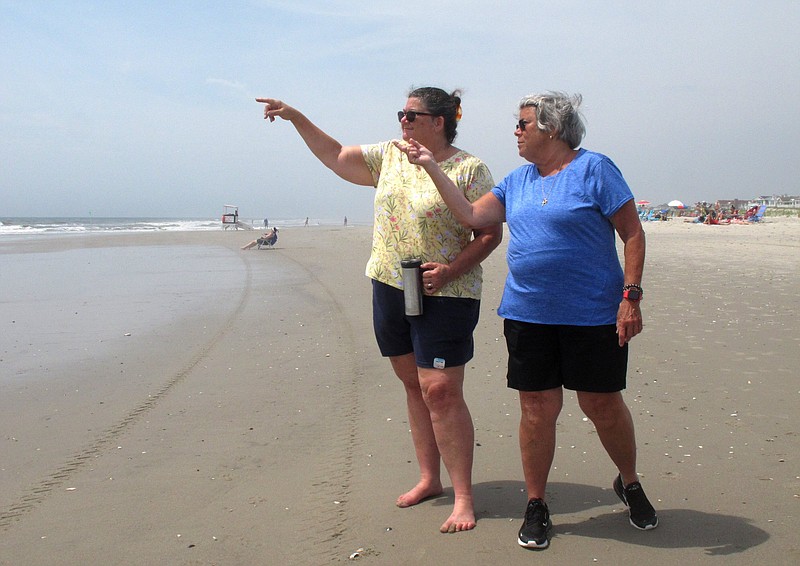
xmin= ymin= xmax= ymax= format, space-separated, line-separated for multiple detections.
xmin=1 ymin=218 xmax=798 ymax=565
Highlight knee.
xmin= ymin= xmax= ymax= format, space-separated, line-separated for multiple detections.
xmin=391 ymin=356 xmax=420 ymax=390
xmin=421 ymin=381 xmax=462 ymax=414
xmin=520 ymin=408 xmax=556 ymax=431
xmin=578 ymin=393 xmax=628 ymax=424
xmin=395 ymin=370 xmax=421 ymax=394
xmin=519 ymin=391 xmax=562 ymax=426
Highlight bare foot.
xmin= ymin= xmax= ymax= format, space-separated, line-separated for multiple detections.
xmin=395 ymin=480 xmax=443 ymax=508
xmin=439 ymin=496 xmax=476 ymax=533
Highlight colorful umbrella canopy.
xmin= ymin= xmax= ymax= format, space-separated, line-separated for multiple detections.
xmin=668 ymin=200 xmax=685 ymax=208
xmin=636 ymin=200 xmax=651 ymax=206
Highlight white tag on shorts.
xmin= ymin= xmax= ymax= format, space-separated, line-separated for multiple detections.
xmin=433 ymin=357 xmax=445 ymax=369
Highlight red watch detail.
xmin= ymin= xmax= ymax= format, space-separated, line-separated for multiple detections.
xmin=623 ymin=288 xmax=642 ymax=301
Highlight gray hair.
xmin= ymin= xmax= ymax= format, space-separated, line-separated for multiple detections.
xmin=519 ymin=92 xmax=585 ymax=149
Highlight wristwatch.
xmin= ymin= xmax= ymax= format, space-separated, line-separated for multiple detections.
xmin=622 ymin=284 xmax=643 ymax=301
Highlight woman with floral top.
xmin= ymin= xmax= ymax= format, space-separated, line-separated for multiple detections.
xmin=257 ymin=87 xmax=502 ymax=533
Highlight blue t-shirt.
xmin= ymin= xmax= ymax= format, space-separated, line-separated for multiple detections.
xmin=491 ymin=149 xmax=633 ymax=325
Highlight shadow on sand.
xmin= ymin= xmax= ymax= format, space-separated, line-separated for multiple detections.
xmin=430 ymin=480 xmax=769 ymax=557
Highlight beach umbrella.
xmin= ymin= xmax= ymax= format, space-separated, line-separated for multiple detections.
xmin=636 ymin=200 xmax=651 ymax=206
xmin=668 ymin=199 xmax=685 ymax=209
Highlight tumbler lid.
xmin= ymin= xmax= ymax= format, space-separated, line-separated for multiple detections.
xmin=400 ymin=258 xmax=422 ymax=269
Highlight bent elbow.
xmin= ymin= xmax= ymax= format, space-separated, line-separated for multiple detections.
xmin=473 ymin=223 xmax=503 ymax=248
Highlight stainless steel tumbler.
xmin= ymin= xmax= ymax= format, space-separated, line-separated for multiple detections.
xmin=401 ymin=258 xmax=423 ymax=316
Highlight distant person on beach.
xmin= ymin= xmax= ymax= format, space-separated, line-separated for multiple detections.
xmin=264 ymin=217 xmax=269 ymax=228
xmin=257 ymin=87 xmax=502 ymax=534
xmin=344 ymin=216 xmax=347 ymax=227
xmin=304 ymin=217 xmax=309 ymax=227
xmin=395 ymin=91 xmax=657 ymax=549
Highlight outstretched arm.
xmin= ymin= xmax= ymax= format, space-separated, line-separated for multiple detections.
xmin=393 ymin=138 xmax=505 ymax=228
xmin=256 ymin=98 xmax=373 ymax=186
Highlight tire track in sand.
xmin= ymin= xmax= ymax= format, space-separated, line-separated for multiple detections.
xmin=273 ymin=249 xmax=366 ymax=564
xmin=0 ymin=253 xmax=254 ymax=529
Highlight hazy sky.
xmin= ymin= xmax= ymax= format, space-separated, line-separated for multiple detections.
xmin=3 ymin=1 xmax=798 ymax=222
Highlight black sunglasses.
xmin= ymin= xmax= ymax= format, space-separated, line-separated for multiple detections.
xmin=516 ymin=102 xmax=539 ymax=131
xmin=398 ymin=110 xmax=436 ymax=123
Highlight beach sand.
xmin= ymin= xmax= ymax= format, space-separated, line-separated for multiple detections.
xmin=1 ymin=218 xmax=798 ymax=565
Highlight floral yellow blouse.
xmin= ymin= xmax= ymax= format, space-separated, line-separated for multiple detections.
xmin=361 ymin=141 xmax=494 ymax=299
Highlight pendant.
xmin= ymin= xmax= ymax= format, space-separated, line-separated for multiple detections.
xmin=541 ymin=198 xmax=548 ymax=206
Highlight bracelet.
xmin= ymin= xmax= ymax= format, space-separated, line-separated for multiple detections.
xmin=623 ymin=283 xmax=643 ymax=291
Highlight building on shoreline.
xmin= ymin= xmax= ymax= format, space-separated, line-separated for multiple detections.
xmin=713 ymin=195 xmax=799 ymax=211
xmin=749 ymin=194 xmax=800 ymax=208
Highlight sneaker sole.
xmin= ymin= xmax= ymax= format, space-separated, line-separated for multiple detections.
xmin=517 ymin=520 xmax=552 ymax=549
xmin=629 ymin=517 xmax=658 ymax=530
xmin=518 ymin=537 xmax=550 ymax=549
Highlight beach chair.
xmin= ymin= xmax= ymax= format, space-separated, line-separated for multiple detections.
xmin=257 ymin=230 xmax=278 ymax=249
xmin=643 ymin=209 xmax=667 ymax=222
xmin=747 ymin=205 xmax=767 ymax=222
xmin=257 ymin=236 xmax=277 ymax=249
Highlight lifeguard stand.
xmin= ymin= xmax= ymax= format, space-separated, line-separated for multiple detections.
xmin=222 ymin=205 xmax=239 ymax=229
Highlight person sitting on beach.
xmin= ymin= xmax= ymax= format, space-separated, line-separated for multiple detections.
xmin=262 ymin=227 xmax=278 ymax=246
xmin=257 ymin=87 xmax=502 ymax=534
xmin=704 ymin=209 xmax=720 ymax=225
xmin=241 ymin=227 xmax=278 ymax=249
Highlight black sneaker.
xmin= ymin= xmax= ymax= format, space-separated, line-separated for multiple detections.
xmin=613 ymin=474 xmax=658 ymax=530
xmin=518 ymin=498 xmax=552 ymax=549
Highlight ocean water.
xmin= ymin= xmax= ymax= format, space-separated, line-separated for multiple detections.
xmin=0 ymin=216 xmax=361 ymax=238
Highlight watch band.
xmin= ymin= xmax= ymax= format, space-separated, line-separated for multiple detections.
xmin=622 ymin=284 xmax=643 ymax=301
xmin=623 ymin=289 xmax=642 ymax=301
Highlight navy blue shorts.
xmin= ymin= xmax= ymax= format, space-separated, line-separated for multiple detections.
xmin=504 ymin=319 xmax=628 ymax=392
xmin=372 ymin=280 xmax=480 ymax=369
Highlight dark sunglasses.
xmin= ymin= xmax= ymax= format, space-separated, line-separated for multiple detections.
xmin=398 ymin=110 xmax=436 ymax=123
xmin=517 ymin=101 xmax=539 ymax=131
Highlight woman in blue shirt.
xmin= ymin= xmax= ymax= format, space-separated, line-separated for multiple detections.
xmin=395 ymin=91 xmax=658 ymax=550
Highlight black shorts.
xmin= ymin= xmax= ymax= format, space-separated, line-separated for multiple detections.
xmin=372 ymin=280 xmax=480 ymax=369
xmin=504 ymin=319 xmax=628 ymax=392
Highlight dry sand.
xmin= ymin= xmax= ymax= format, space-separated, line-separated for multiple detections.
xmin=0 ymin=218 xmax=798 ymax=565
